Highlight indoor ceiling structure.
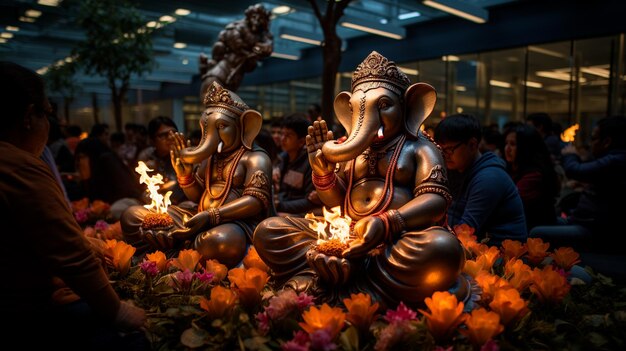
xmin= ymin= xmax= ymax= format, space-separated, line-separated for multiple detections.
xmin=0 ymin=0 xmax=514 ymax=98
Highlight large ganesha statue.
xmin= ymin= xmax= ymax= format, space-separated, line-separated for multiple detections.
xmin=253 ymin=51 xmax=470 ymax=308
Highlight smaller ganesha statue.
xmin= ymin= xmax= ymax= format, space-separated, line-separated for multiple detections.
xmin=121 ymin=81 xmax=274 ymax=268
xmin=253 ymin=51 xmax=470 ymax=309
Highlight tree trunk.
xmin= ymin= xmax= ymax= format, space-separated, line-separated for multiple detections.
xmin=112 ymin=94 xmax=123 ymax=132
xmin=63 ymin=97 xmax=72 ymax=124
xmin=92 ymin=92 xmax=100 ymax=124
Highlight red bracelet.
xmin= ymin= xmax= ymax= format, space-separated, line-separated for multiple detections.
xmin=177 ymin=174 xmax=195 ymax=187
xmin=312 ymin=172 xmax=336 ymax=191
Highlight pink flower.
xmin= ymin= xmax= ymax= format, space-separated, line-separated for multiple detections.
xmin=266 ymin=289 xmax=299 ymax=320
xmin=74 ymin=209 xmax=90 ymax=223
xmin=384 ymin=301 xmax=418 ymax=323
xmin=194 ymin=269 xmax=215 ymax=284
xmin=140 ymin=260 xmax=158 ymax=277
xmin=310 ymin=328 xmax=337 ymax=351
xmin=169 ymin=269 xmax=194 ymax=292
xmin=297 ymin=292 xmax=315 ymax=310
xmin=94 ymin=219 xmax=109 ymax=231
xmin=481 ymin=339 xmax=500 ymax=351
xmin=255 ymin=311 xmax=270 ymax=336
xmin=282 ymin=331 xmax=310 ymax=351
xmin=374 ymin=319 xmax=416 ymax=351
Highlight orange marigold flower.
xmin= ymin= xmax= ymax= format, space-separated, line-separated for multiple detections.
xmin=463 ymin=259 xmax=486 ymax=278
xmin=228 ymin=267 xmax=269 ymax=311
xmin=205 ymin=259 xmax=228 ymax=283
xmin=243 ymin=246 xmax=270 ymax=272
xmin=501 ymin=239 xmax=527 ymax=261
xmin=489 ymin=288 xmax=529 ymax=326
xmin=102 ymin=221 xmax=123 ymax=240
xmin=90 ymin=200 xmax=110 ymax=216
xmin=343 ymin=293 xmax=379 ymax=334
xmin=530 ymin=265 xmax=571 ymax=304
xmin=454 ymin=224 xmax=477 ymax=246
xmin=550 ymin=247 xmax=581 ymax=271
xmin=418 ymin=291 xmax=466 ymax=341
xmin=504 ymin=259 xmax=533 ymax=292
xmin=145 ymin=250 xmax=168 ymax=272
xmin=478 ymin=246 xmax=501 ymax=270
xmin=526 ymin=238 xmax=550 ymax=266
xmin=470 ymin=242 xmax=489 ymax=257
xmin=200 ymin=285 xmax=238 ymax=319
xmin=71 ymin=197 xmax=89 ymax=211
xmin=461 ymin=308 xmax=504 ymax=347
xmin=299 ymin=303 xmax=346 ymax=340
xmin=105 ymin=239 xmax=135 ymax=276
xmin=474 ymin=271 xmax=511 ymax=304
xmin=172 ymin=249 xmax=202 ymax=272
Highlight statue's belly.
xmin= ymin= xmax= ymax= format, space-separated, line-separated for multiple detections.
xmin=200 ymin=183 xmax=238 ymax=210
xmin=348 ymin=178 xmax=412 ymax=218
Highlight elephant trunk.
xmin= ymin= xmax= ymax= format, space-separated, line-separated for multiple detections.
xmin=180 ymin=138 xmax=217 ymax=164
xmin=322 ymin=115 xmax=380 ymax=163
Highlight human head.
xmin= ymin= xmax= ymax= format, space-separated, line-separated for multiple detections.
xmin=504 ymin=124 xmax=551 ymax=172
xmin=245 ymin=4 xmax=270 ymax=33
xmin=434 ymin=113 xmax=482 ymax=172
xmin=591 ymin=115 xmax=626 ymax=158
xmin=110 ymin=131 xmax=125 ymax=150
xmin=306 ymin=103 xmax=322 ymax=123
xmin=280 ymin=113 xmax=309 ymax=155
xmin=0 ymin=61 xmax=50 ymax=156
xmin=479 ymin=127 xmax=504 ymax=156
xmin=147 ymin=116 xmax=178 ymax=157
xmin=270 ymin=117 xmax=283 ymax=147
xmin=89 ymin=123 xmax=110 ymax=146
xmin=526 ymin=112 xmax=554 ymax=138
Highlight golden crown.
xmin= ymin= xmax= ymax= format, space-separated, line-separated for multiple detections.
xmin=203 ymin=81 xmax=249 ymax=114
xmin=351 ymin=51 xmax=411 ymax=92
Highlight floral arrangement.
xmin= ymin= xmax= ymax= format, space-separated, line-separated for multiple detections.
xmin=96 ymin=226 xmax=626 ymax=351
xmin=72 ymin=198 xmax=123 ymax=240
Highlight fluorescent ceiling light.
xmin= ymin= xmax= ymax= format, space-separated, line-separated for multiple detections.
xmin=398 ymin=66 xmax=419 ymax=76
xmin=159 ymin=15 xmax=176 ymax=23
xmin=536 ymin=70 xmax=587 ymax=83
xmin=25 ymin=9 xmax=42 ymax=18
xmin=175 ymin=9 xmax=190 ymax=16
xmin=0 ymin=38 xmax=6 ymax=44
xmin=455 ymin=85 xmax=466 ymax=92
xmin=173 ymin=42 xmax=187 ymax=49
xmin=37 ymin=67 xmax=48 ymax=75
xmin=398 ymin=11 xmax=421 ymax=20
xmin=37 ymin=0 xmax=60 ymax=6
xmin=528 ymin=46 xmax=565 ymax=58
xmin=272 ymin=6 xmax=292 ymax=15
xmin=340 ymin=16 xmax=405 ymax=40
xmin=19 ymin=16 xmax=35 ymax=23
xmin=182 ymin=58 xmax=189 ymax=65
xmin=423 ymin=0 xmax=487 ymax=24
xmin=271 ymin=51 xmax=299 ymax=60
xmin=1 ymin=32 xmax=14 ymax=39
xmin=146 ymin=21 xmax=158 ymax=28
xmin=522 ymin=80 xmax=543 ymax=88
xmin=279 ymin=28 xmax=323 ymax=46
xmin=6 ymin=26 xmax=19 ymax=32
xmin=489 ymin=79 xmax=511 ymax=88
xmin=580 ymin=66 xmax=610 ymax=78
xmin=442 ymin=55 xmax=460 ymax=61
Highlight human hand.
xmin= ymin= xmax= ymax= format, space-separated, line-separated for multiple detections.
xmin=306 ymin=120 xmax=336 ymax=176
xmin=170 ymin=131 xmax=194 ymax=178
xmin=306 ymin=248 xmax=351 ymax=285
xmin=342 ymin=216 xmax=385 ymax=259
xmin=561 ymin=144 xmax=578 ymax=156
xmin=169 ymin=211 xmax=210 ymax=241
xmin=115 ymin=300 xmax=146 ymax=331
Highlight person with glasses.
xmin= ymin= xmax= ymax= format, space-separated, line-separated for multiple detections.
xmin=434 ymin=113 xmax=527 ymax=246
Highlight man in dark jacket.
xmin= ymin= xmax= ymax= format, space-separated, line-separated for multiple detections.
xmin=435 ymin=114 xmax=527 ymax=246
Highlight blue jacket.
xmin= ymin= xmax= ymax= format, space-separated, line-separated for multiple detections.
xmin=447 ymin=152 xmax=527 ymax=245
xmin=563 ymin=149 xmax=626 ymax=233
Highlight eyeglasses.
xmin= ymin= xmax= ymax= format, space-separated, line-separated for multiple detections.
xmin=155 ymin=130 xmax=176 ymax=140
xmin=441 ymin=141 xmax=465 ymax=155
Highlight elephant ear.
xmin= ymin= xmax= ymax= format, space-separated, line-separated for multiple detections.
xmin=240 ymin=109 xmax=263 ymax=150
xmin=404 ymin=83 xmax=437 ymax=138
xmin=333 ymin=91 xmax=353 ymax=134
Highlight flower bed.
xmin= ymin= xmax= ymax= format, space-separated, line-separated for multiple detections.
xmin=96 ymin=223 xmax=626 ymax=351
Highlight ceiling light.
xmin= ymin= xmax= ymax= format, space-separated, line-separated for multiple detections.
xmin=489 ymin=80 xmax=511 ymax=88
xmin=398 ymin=11 xmax=421 ymax=20
xmin=37 ymin=0 xmax=60 ymax=6
xmin=19 ymin=16 xmax=36 ymax=23
xmin=159 ymin=15 xmax=176 ymax=23
xmin=442 ymin=55 xmax=460 ymax=61
xmin=182 ymin=58 xmax=189 ymax=65
xmin=398 ymin=66 xmax=419 ymax=76
xmin=522 ymin=80 xmax=543 ymax=88
xmin=279 ymin=28 xmax=323 ymax=46
xmin=423 ymin=0 xmax=487 ymax=24
xmin=271 ymin=51 xmax=299 ymax=60
xmin=175 ymin=9 xmax=190 ymax=16
xmin=0 ymin=38 xmax=7 ymax=44
xmin=37 ymin=67 xmax=48 ymax=75
xmin=455 ymin=85 xmax=466 ymax=92
xmin=173 ymin=42 xmax=187 ymax=49
xmin=25 ymin=9 xmax=42 ymax=18
xmin=528 ymin=46 xmax=565 ymax=58
xmin=340 ymin=16 xmax=405 ymax=40
xmin=6 ymin=26 xmax=19 ymax=32
xmin=379 ymin=18 xmax=388 ymax=24
xmin=536 ymin=70 xmax=587 ymax=83
xmin=272 ymin=6 xmax=292 ymax=15
xmin=581 ymin=66 xmax=610 ymax=78
xmin=1 ymin=32 xmax=14 ymax=39
xmin=146 ymin=21 xmax=157 ymax=28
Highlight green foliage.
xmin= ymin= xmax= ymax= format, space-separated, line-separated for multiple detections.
xmin=44 ymin=62 xmax=79 ymax=100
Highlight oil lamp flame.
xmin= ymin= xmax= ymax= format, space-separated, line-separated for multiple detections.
xmin=305 ymin=206 xmax=351 ymax=245
xmin=135 ymin=161 xmax=172 ymax=214
xmin=561 ymin=124 xmax=579 ymax=143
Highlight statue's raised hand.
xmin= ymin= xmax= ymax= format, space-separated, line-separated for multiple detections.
xmin=342 ymin=216 xmax=386 ymax=259
xmin=170 ymin=131 xmax=194 ymax=178
xmin=306 ymin=120 xmax=335 ymax=176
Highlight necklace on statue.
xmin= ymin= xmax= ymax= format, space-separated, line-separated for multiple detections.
xmin=206 ymin=146 xmax=246 ymax=204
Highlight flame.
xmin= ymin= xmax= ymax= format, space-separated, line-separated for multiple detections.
xmin=305 ymin=206 xmax=351 ymax=244
xmin=135 ymin=161 xmax=172 ymax=214
xmin=560 ymin=124 xmax=579 ymax=142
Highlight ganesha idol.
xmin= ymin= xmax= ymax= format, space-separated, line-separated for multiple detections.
xmin=253 ymin=51 xmax=470 ymax=309
xmin=121 ymin=81 xmax=274 ymax=268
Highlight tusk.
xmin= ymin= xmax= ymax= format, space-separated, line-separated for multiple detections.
xmin=377 ymin=126 xmax=384 ymax=139
xmin=217 ymin=141 xmax=224 ymax=153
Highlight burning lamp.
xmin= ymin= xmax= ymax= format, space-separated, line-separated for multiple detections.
xmin=135 ymin=161 xmax=174 ymax=230
xmin=305 ymin=206 xmax=351 ymax=257
xmin=561 ymin=124 xmax=579 ymax=143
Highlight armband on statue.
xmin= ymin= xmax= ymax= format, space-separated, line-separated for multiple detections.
xmin=377 ymin=209 xmax=407 ymax=242
xmin=413 ymin=165 xmax=452 ymax=204
xmin=242 ymin=170 xmax=271 ymax=208
xmin=178 ymin=174 xmax=196 ymax=188
xmin=206 ymin=207 xmax=221 ymax=226
xmin=312 ymin=172 xmax=337 ymax=191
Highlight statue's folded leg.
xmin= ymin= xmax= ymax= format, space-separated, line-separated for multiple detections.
xmin=368 ymin=226 xmax=468 ymax=308
xmin=194 ymin=222 xmax=250 ymax=268
xmin=253 ymin=216 xmax=318 ymax=285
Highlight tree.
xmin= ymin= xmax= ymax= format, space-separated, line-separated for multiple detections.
xmin=307 ymin=0 xmax=352 ymax=130
xmin=44 ymin=62 xmax=80 ymax=123
xmin=73 ymin=0 xmax=153 ymax=131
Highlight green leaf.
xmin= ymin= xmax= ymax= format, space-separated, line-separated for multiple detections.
xmin=339 ymin=325 xmax=359 ymax=351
